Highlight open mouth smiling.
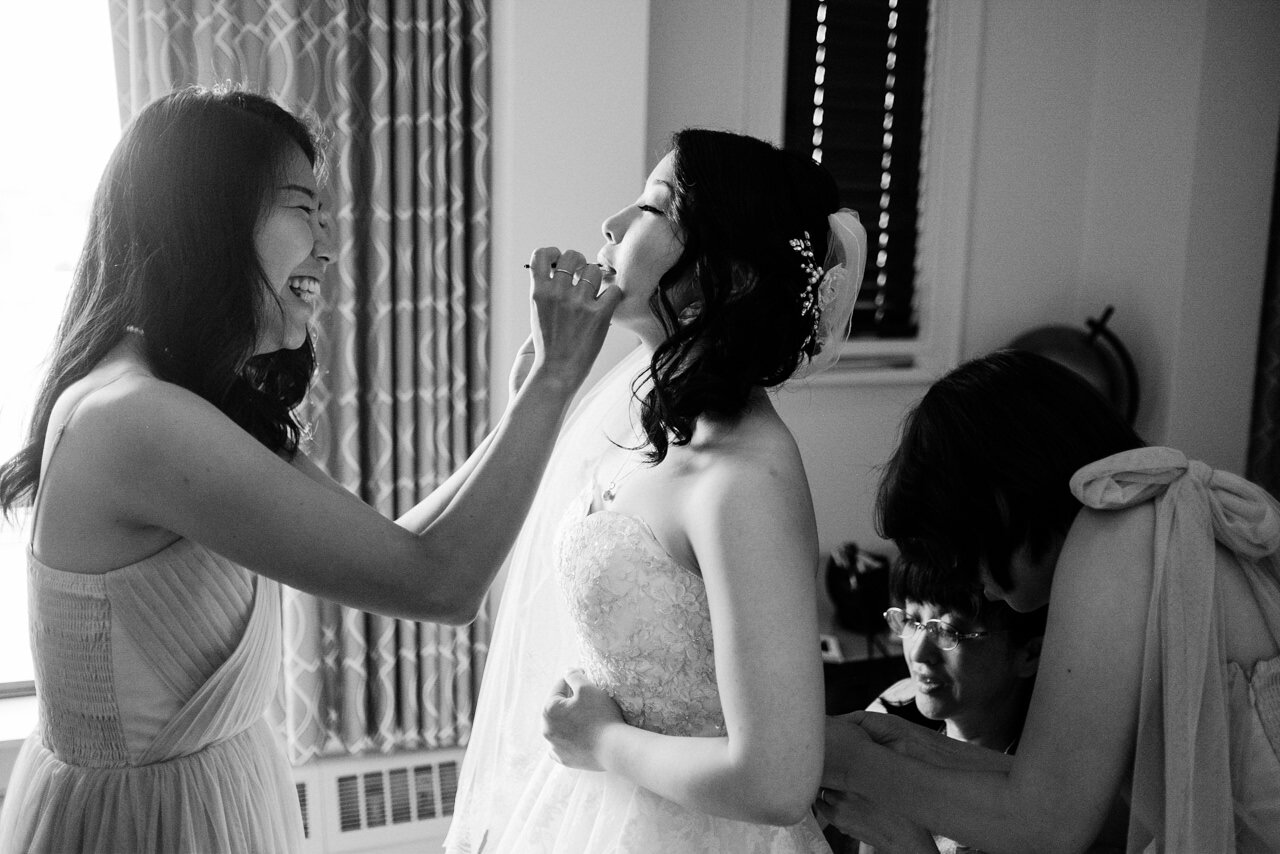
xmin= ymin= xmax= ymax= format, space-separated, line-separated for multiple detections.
xmin=288 ymin=276 xmax=321 ymax=303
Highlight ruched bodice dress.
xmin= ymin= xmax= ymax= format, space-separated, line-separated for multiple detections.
xmin=0 ymin=540 xmax=300 ymax=853
xmin=482 ymin=486 xmax=830 ymax=853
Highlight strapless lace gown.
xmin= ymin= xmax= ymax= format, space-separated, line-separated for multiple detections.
xmin=483 ymin=487 xmax=830 ymax=853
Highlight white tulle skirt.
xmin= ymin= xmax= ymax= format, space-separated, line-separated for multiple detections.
xmin=446 ymin=348 xmax=831 ymax=853
xmin=0 ymin=720 xmax=300 ymax=854
xmin=483 ymin=750 xmax=830 ymax=854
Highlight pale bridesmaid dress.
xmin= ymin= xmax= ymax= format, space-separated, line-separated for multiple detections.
xmin=0 ymin=408 xmax=301 ymax=853
xmin=1071 ymin=447 xmax=1280 ymax=853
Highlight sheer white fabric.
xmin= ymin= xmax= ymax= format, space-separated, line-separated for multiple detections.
xmin=793 ymin=208 xmax=867 ymax=380
xmin=1071 ymin=447 xmax=1280 ymax=852
xmin=446 ymin=346 xmax=831 ymax=852
xmin=446 ymin=348 xmax=648 ymax=852
xmin=488 ymin=488 xmax=828 ymax=852
xmin=0 ymin=539 xmax=301 ymax=853
xmin=447 ymin=209 xmax=863 ymax=852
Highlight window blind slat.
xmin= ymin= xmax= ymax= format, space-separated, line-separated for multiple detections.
xmin=784 ymin=0 xmax=930 ymax=340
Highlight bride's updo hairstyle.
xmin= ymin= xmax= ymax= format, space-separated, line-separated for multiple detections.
xmin=640 ymin=129 xmax=840 ymax=463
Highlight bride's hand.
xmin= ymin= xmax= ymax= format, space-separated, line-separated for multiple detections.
xmin=543 ymin=669 xmax=624 ymax=772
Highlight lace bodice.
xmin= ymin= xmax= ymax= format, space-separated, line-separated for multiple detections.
xmin=446 ymin=348 xmax=831 ymax=854
xmin=555 ymin=490 xmax=725 ymax=738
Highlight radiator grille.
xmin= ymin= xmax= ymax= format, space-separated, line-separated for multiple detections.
xmin=291 ymin=748 xmax=462 ymax=851
xmin=296 ymin=781 xmax=311 ymax=839
xmin=336 ymin=759 xmax=459 ymax=833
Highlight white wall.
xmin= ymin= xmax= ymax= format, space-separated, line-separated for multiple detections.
xmin=489 ymin=0 xmax=652 ymax=414
xmin=1072 ymin=1 xmax=1280 ymax=468
xmin=494 ymin=0 xmax=1280 ymax=557
xmin=644 ymin=0 xmax=789 ymax=153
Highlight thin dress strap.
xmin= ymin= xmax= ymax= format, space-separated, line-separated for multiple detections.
xmin=28 ymin=371 xmax=147 ymax=549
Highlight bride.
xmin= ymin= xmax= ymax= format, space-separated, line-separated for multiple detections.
xmin=445 ymin=128 xmax=866 ymax=853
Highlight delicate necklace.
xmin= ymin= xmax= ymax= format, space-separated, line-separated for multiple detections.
xmin=601 ymin=451 xmax=646 ymax=503
xmin=124 ymin=324 xmax=145 ymax=337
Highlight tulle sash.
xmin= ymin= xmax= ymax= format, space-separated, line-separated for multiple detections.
xmin=1070 ymin=447 xmax=1280 ymax=852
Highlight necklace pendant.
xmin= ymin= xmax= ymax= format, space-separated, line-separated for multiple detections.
xmin=602 ymin=483 xmax=618 ymax=503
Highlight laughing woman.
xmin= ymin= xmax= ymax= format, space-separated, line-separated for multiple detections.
xmin=0 ymin=85 xmax=618 ymax=853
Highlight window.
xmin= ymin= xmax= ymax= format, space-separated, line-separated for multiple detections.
xmin=785 ymin=0 xmax=929 ymax=340
xmin=782 ymin=0 xmax=981 ymax=379
xmin=0 ymin=3 xmax=120 ymax=694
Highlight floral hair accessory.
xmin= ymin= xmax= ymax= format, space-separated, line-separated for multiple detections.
xmin=789 ymin=231 xmax=823 ymax=287
xmin=789 ymin=230 xmax=826 ymax=351
xmin=790 ymin=209 xmax=868 ymax=381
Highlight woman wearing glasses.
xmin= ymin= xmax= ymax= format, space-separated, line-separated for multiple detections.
xmin=872 ymin=568 xmax=1047 ymax=762
xmin=851 ymin=563 xmax=1097 ymax=854
xmin=817 ymin=349 xmax=1280 ymax=853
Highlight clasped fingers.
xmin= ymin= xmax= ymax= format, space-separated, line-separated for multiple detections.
xmin=526 ymin=247 xmax=622 ymax=390
xmin=541 ymin=669 xmax=622 ymax=772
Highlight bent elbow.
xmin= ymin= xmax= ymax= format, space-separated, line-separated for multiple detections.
xmin=395 ymin=541 xmax=496 ymax=624
xmin=403 ymin=589 xmax=483 ymax=626
xmin=379 ymin=572 xmax=483 ymax=624
xmin=436 ymin=595 xmax=484 ymax=626
xmin=735 ymin=783 xmax=818 ymax=827
xmin=753 ymin=798 xmax=813 ymax=828
xmin=733 ymin=793 xmax=813 ymax=827
xmin=1037 ymin=823 xmax=1103 ymax=854
xmin=728 ymin=745 xmax=822 ymax=826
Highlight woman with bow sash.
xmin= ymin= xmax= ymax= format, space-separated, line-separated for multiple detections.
xmin=819 ymin=350 xmax=1280 ymax=854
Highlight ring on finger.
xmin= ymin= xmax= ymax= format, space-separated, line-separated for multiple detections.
xmin=553 ymin=267 xmax=577 ymax=279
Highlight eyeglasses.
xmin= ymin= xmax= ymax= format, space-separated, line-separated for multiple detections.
xmin=882 ymin=607 xmax=1005 ymax=651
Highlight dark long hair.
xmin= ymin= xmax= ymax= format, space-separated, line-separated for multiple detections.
xmin=639 ymin=129 xmax=840 ymax=462
xmin=0 ymin=85 xmax=324 ymax=516
xmin=876 ymin=349 xmax=1145 ymax=590
xmin=888 ymin=558 xmax=1048 ymax=649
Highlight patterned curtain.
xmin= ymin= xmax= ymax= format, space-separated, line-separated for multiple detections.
xmin=1248 ymin=138 xmax=1280 ymax=496
xmin=108 ymin=0 xmax=493 ymax=763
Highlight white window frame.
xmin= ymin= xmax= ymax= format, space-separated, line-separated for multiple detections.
xmin=808 ymin=0 xmax=983 ymax=386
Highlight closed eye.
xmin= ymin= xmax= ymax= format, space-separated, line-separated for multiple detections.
xmin=637 ymin=204 xmax=663 ymax=215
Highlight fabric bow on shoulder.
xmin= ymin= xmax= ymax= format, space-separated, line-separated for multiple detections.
xmin=1067 ymin=446 xmax=1280 ymax=852
xmin=1071 ymin=446 xmax=1280 ymax=559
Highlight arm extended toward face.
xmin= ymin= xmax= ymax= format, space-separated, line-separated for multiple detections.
xmin=544 ymin=443 xmax=827 ymax=826
xmin=78 ymin=250 xmax=619 ymax=624
xmin=824 ymin=505 xmax=1155 ymax=854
